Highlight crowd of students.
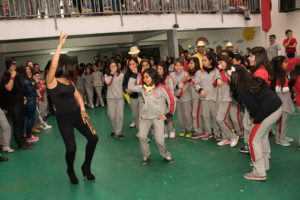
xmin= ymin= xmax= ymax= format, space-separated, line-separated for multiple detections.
xmin=0 ymin=30 xmax=299 ymax=183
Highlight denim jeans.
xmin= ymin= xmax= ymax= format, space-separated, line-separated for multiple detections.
xmin=25 ymin=99 xmax=37 ymax=139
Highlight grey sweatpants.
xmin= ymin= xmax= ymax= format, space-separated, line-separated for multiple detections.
xmin=229 ymin=102 xmax=244 ymax=136
xmin=38 ymin=98 xmax=48 ymax=118
xmin=192 ymin=98 xmax=203 ymax=134
xmin=0 ymin=109 xmax=11 ymax=147
xmin=107 ymin=98 xmax=124 ymax=135
xmin=249 ymin=107 xmax=282 ymax=177
xmin=94 ymin=86 xmax=104 ymax=106
xmin=243 ymin=109 xmax=252 ymax=147
xmin=138 ymin=118 xmax=171 ymax=158
xmin=276 ymin=111 xmax=289 ymax=143
xmin=130 ymin=97 xmax=139 ymax=130
xmin=202 ymin=100 xmax=220 ymax=135
xmin=164 ymin=106 xmax=175 ymax=134
xmin=177 ymin=101 xmax=193 ymax=132
xmin=85 ymin=86 xmax=94 ymax=107
xmin=217 ymin=101 xmax=235 ymax=140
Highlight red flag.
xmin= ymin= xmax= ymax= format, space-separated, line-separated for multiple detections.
xmin=261 ymin=0 xmax=272 ymax=32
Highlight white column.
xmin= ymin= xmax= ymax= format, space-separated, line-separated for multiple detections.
xmin=166 ymin=29 xmax=179 ymax=58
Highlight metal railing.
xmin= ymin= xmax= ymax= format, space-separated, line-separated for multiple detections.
xmin=0 ymin=0 xmax=260 ymax=19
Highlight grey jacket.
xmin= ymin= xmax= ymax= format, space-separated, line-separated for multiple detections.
xmin=170 ymin=71 xmax=192 ymax=102
xmin=195 ymin=68 xmax=221 ymax=101
xmin=216 ymin=70 xmax=232 ymax=102
xmin=128 ymin=76 xmax=176 ymax=120
xmin=76 ymin=75 xmax=85 ymax=91
xmin=104 ymin=73 xmax=124 ymax=99
xmin=84 ymin=74 xmax=93 ymax=88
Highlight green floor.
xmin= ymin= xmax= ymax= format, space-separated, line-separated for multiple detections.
xmin=0 ymin=104 xmax=299 ymax=200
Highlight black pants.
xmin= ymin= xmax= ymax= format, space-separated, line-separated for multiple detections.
xmin=56 ymin=112 xmax=98 ymax=171
xmin=8 ymin=101 xmax=26 ymax=147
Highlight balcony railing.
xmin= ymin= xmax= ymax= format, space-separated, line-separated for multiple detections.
xmin=0 ymin=0 xmax=260 ymax=19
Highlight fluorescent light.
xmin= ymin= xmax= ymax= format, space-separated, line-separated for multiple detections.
xmin=50 ymin=51 xmax=68 ymax=54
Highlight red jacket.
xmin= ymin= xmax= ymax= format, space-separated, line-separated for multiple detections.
xmin=253 ymin=65 xmax=271 ymax=86
xmin=294 ymin=77 xmax=300 ymax=107
xmin=286 ymin=57 xmax=300 ymax=73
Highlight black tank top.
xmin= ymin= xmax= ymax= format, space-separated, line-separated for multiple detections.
xmin=48 ymin=81 xmax=80 ymax=116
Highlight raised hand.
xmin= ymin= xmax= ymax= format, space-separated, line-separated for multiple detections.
xmin=59 ymin=32 xmax=67 ymax=47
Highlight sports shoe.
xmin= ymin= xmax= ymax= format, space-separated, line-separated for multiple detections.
xmin=191 ymin=133 xmax=202 ymax=139
xmin=214 ymin=134 xmax=222 ymax=141
xmin=164 ymin=157 xmax=174 ymax=164
xmin=110 ymin=132 xmax=115 ymax=137
xmin=91 ymin=104 xmax=94 ymax=109
xmin=42 ymin=124 xmax=52 ymax=130
xmin=169 ymin=132 xmax=176 ymax=139
xmin=243 ymin=173 xmax=267 ymax=181
xmin=142 ymin=155 xmax=151 ymax=165
xmin=230 ymin=136 xmax=239 ymax=147
xmin=269 ymin=129 xmax=274 ymax=136
xmin=129 ymin=122 xmax=136 ymax=128
xmin=26 ymin=135 xmax=39 ymax=143
xmin=239 ymin=147 xmax=250 ymax=154
xmin=95 ymin=103 xmax=99 ymax=107
xmin=164 ymin=133 xmax=169 ymax=138
xmin=0 ymin=156 xmax=8 ymax=162
xmin=18 ymin=144 xmax=33 ymax=151
xmin=115 ymin=134 xmax=125 ymax=139
xmin=202 ymin=134 xmax=213 ymax=141
xmin=199 ymin=132 xmax=208 ymax=138
xmin=179 ymin=132 xmax=186 ymax=137
xmin=286 ymin=137 xmax=294 ymax=142
xmin=185 ymin=131 xmax=193 ymax=138
xmin=276 ymin=141 xmax=290 ymax=147
xmin=217 ymin=140 xmax=230 ymax=146
xmin=32 ymin=127 xmax=41 ymax=133
xmin=2 ymin=146 xmax=14 ymax=153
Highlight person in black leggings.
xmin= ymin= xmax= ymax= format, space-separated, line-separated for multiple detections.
xmin=47 ymin=33 xmax=99 ymax=184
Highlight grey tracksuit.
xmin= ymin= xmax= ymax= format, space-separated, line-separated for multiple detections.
xmin=0 ymin=109 xmax=11 ymax=148
xmin=104 ymin=73 xmax=124 ymax=135
xmin=128 ymin=77 xmax=176 ymax=159
xmin=76 ymin=75 xmax=86 ymax=103
xmin=84 ymin=74 xmax=94 ymax=107
xmin=128 ymin=73 xmax=144 ymax=130
xmin=164 ymin=75 xmax=176 ymax=134
xmin=229 ymin=100 xmax=244 ymax=136
xmin=171 ymin=71 xmax=193 ymax=133
xmin=275 ymin=85 xmax=295 ymax=143
xmin=195 ymin=68 xmax=221 ymax=135
xmin=92 ymin=71 xmax=104 ymax=107
xmin=190 ymin=75 xmax=204 ymax=134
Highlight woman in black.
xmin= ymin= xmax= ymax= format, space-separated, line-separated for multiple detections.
xmin=1 ymin=59 xmax=33 ymax=150
xmin=46 ymin=33 xmax=98 ymax=184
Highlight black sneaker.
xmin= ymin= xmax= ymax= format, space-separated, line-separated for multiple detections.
xmin=18 ymin=144 xmax=33 ymax=151
xmin=239 ymin=147 xmax=250 ymax=154
xmin=164 ymin=157 xmax=174 ymax=164
xmin=0 ymin=156 xmax=8 ymax=162
xmin=115 ymin=135 xmax=125 ymax=139
xmin=110 ymin=132 xmax=115 ymax=137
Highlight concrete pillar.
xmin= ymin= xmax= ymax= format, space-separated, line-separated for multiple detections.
xmin=166 ymin=29 xmax=179 ymax=58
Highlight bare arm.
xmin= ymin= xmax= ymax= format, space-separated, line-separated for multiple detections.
xmin=4 ymin=70 xmax=16 ymax=91
xmin=46 ymin=33 xmax=67 ymax=89
xmin=73 ymin=82 xmax=86 ymax=112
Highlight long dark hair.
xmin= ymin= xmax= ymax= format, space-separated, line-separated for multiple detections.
xmin=55 ymin=54 xmax=75 ymax=81
xmin=229 ymin=65 xmax=267 ymax=101
xmin=187 ymin=57 xmax=200 ymax=76
xmin=139 ymin=59 xmax=151 ymax=73
xmin=270 ymin=56 xmax=287 ymax=91
xmin=203 ymin=52 xmax=218 ymax=68
xmin=106 ymin=60 xmax=120 ymax=75
xmin=16 ymin=65 xmax=31 ymax=80
xmin=289 ymin=62 xmax=300 ymax=92
xmin=217 ymin=55 xmax=232 ymax=71
xmin=156 ymin=62 xmax=169 ymax=81
xmin=249 ymin=47 xmax=273 ymax=80
xmin=142 ymin=68 xmax=161 ymax=86
xmin=124 ymin=57 xmax=139 ymax=78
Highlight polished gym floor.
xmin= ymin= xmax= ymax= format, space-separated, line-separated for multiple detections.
xmin=1 ymin=104 xmax=299 ymax=200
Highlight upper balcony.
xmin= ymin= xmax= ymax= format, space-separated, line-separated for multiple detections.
xmin=0 ymin=0 xmax=261 ymax=41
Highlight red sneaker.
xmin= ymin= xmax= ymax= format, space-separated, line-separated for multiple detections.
xmin=26 ymin=136 xmax=39 ymax=143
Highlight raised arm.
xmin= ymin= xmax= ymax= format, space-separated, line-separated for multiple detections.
xmin=46 ymin=33 xmax=67 ymax=89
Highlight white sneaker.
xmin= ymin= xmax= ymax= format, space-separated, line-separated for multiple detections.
xmin=164 ymin=133 xmax=168 ymax=138
xmin=277 ymin=141 xmax=290 ymax=147
xmin=42 ymin=124 xmax=52 ymax=130
xmin=129 ymin=122 xmax=136 ymax=128
xmin=169 ymin=132 xmax=176 ymax=139
xmin=217 ymin=140 xmax=230 ymax=146
xmin=91 ymin=104 xmax=94 ymax=108
xmin=95 ymin=103 xmax=99 ymax=107
xmin=286 ymin=137 xmax=294 ymax=142
xmin=230 ymin=136 xmax=239 ymax=147
xmin=2 ymin=146 xmax=14 ymax=153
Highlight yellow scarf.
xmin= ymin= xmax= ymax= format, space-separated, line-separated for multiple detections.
xmin=143 ymin=84 xmax=156 ymax=95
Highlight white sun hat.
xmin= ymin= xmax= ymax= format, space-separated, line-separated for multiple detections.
xmin=128 ymin=46 xmax=140 ymax=55
xmin=196 ymin=41 xmax=206 ymax=47
xmin=226 ymin=42 xmax=234 ymax=47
